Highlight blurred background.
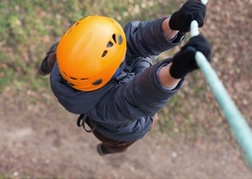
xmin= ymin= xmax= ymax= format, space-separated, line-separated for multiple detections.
xmin=0 ymin=0 xmax=251 ymax=178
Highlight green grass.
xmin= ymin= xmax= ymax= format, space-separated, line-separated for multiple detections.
xmin=0 ymin=0 xmax=178 ymax=91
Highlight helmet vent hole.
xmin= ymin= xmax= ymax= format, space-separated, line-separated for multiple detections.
xmin=70 ymin=77 xmax=77 ymax=80
xmin=102 ymin=50 xmax=108 ymax=57
xmin=118 ymin=34 xmax=123 ymax=44
xmin=68 ymin=82 xmax=75 ymax=87
xmin=81 ymin=78 xmax=88 ymax=80
xmin=66 ymin=29 xmax=72 ymax=35
xmin=107 ymin=41 xmax=114 ymax=48
xmin=92 ymin=79 xmax=102 ymax=85
xmin=74 ymin=22 xmax=79 ymax=26
xmin=112 ymin=34 xmax=117 ymax=43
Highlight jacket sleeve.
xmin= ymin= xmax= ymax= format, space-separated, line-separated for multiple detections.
xmin=124 ymin=17 xmax=185 ymax=58
xmin=102 ymin=58 xmax=184 ymax=121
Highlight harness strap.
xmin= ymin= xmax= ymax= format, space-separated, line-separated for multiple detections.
xmin=77 ymin=114 xmax=96 ymax=133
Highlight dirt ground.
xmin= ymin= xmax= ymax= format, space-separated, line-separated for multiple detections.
xmin=0 ymin=91 xmax=251 ymax=179
xmin=1 ymin=0 xmax=252 ymax=178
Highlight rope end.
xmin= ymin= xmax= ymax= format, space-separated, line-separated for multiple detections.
xmin=190 ymin=20 xmax=200 ymax=37
xmin=201 ymin=0 xmax=208 ymax=5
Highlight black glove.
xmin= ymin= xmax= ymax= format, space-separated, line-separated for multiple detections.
xmin=169 ymin=0 xmax=206 ymax=33
xmin=169 ymin=34 xmax=211 ymax=79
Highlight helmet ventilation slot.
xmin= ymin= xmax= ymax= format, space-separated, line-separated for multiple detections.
xmin=107 ymin=41 xmax=114 ymax=48
xmin=117 ymin=34 xmax=123 ymax=44
xmin=102 ymin=33 xmax=123 ymax=58
xmin=70 ymin=77 xmax=77 ymax=80
xmin=92 ymin=79 xmax=102 ymax=85
xmin=102 ymin=50 xmax=108 ymax=57
xmin=74 ymin=22 xmax=79 ymax=27
xmin=112 ymin=34 xmax=117 ymax=43
xmin=68 ymin=82 xmax=75 ymax=87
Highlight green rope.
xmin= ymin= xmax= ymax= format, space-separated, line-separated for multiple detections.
xmin=189 ymin=0 xmax=252 ymax=165
xmin=195 ymin=51 xmax=252 ymax=168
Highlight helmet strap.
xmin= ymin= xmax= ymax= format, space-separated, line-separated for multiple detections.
xmin=112 ymin=60 xmax=126 ymax=79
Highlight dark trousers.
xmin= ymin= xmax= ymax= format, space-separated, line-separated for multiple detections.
xmin=92 ymin=129 xmax=136 ymax=153
xmin=86 ymin=118 xmax=136 ymax=153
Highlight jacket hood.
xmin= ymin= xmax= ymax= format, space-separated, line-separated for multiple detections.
xmin=50 ymin=63 xmax=114 ymax=114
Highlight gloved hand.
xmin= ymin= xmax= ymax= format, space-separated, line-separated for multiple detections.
xmin=169 ymin=0 xmax=206 ymax=33
xmin=169 ymin=34 xmax=211 ymax=79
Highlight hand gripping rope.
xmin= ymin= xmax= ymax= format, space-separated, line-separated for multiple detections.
xmin=191 ymin=0 xmax=252 ymax=168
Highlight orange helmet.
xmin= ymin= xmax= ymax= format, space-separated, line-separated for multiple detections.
xmin=56 ymin=16 xmax=127 ymax=91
